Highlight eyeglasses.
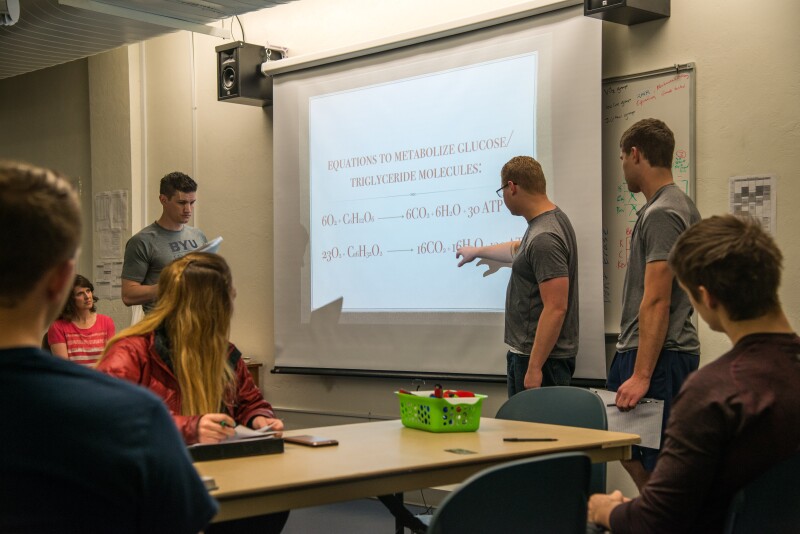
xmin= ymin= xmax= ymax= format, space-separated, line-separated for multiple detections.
xmin=496 ymin=182 xmax=510 ymax=198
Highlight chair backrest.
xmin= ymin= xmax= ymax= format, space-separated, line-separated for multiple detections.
xmin=427 ymin=452 xmax=590 ymax=534
xmin=724 ymin=451 xmax=800 ymax=534
xmin=495 ymin=386 xmax=608 ymax=494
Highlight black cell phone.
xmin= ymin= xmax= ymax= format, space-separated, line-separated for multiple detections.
xmin=283 ymin=435 xmax=339 ymax=447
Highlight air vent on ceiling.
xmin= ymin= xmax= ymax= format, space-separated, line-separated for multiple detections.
xmin=69 ymin=0 xmax=291 ymax=25
xmin=0 ymin=0 xmax=292 ymax=80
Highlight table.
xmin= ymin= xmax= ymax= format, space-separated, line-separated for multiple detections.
xmin=194 ymin=418 xmax=639 ymax=523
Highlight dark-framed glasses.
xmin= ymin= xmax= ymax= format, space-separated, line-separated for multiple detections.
xmin=496 ymin=182 xmax=510 ymax=198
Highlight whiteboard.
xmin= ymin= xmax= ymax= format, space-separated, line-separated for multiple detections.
xmin=601 ymin=64 xmax=695 ymax=333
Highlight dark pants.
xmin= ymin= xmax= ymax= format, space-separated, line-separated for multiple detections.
xmin=606 ymin=348 xmax=699 ymax=471
xmin=506 ymin=351 xmax=576 ymax=398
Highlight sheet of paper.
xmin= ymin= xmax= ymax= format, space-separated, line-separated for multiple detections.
xmin=729 ymin=174 xmax=776 ymax=235
xmin=95 ymin=190 xmax=129 ymax=233
xmin=109 ymin=190 xmax=128 ymax=231
xmin=197 ymin=236 xmax=223 ymax=254
xmin=94 ymin=192 xmax=110 ymax=232
xmin=228 ymin=424 xmax=280 ymax=441
xmin=110 ymin=260 xmax=123 ymax=299
xmin=591 ymin=388 xmax=664 ymax=449
xmin=95 ymin=260 xmax=123 ymax=300
xmin=97 ymin=229 xmax=122 ymax=259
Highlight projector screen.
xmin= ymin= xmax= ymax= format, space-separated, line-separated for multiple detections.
xmin=309 ymin=53 xmax=537 ymax=313
xmin=272 ymin=7 xmax=605 ymax=380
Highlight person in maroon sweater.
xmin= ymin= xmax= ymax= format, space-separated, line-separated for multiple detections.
xmin=589 ymin=215 xmax=800 ymax=533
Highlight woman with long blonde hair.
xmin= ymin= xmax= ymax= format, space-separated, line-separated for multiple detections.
xmin=98 ymin=252 xmax=282 ymax=444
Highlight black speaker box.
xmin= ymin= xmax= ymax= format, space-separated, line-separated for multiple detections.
xmin=584 ymin=0 xmax=669 ymax=25
xmin=215 ymin=41 xmax=273 ymax=107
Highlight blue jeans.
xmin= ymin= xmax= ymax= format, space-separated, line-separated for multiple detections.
xmin=506 ymin=351 xmax=576 ymax=398
xmin=606 ymin=348 xmax=699 ymax=471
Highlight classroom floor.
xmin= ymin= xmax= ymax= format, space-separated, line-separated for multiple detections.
xmin=282 ymin=499 xmax=431 ymax=533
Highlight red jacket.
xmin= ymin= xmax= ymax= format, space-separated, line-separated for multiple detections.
xmin=98 ymin=332 xmax=275 ymax=445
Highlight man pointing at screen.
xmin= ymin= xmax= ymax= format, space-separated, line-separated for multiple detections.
xmin=456 ymin=156 xmax=579 ymax=397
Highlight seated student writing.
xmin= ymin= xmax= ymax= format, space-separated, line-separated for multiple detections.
xmin=588 ymin=215 xmax=800 ymax=533
xmin=48 ymin=274 xmax=115 ymax=366
xmin=98 ymin=252 xmax=283 ymax=444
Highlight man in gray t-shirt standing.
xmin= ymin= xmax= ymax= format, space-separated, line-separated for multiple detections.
xmin=607 ymin=119 xmax=701 ymax=490
xmin=121 ymin=172 xmax=207 ymax=313
xmin=456 ymin=156 xmax=579 ymax=397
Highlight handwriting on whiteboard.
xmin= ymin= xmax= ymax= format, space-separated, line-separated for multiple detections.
xmin=603 ymin=73 xmax=690 ymax=125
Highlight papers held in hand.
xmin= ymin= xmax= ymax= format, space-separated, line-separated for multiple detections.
xmin=232 ymin=424 xmax=280 ymax=439
xmin=197 ymin=236 xmax=223 ymax=254
xmin=591 ymin=388 xmax=664 ymax=449
xmin=188 ymin=424 xmax=283 ymax=462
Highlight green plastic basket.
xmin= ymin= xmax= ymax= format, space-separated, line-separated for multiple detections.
xmin=396 ymin=391 xmax=487 ymax=433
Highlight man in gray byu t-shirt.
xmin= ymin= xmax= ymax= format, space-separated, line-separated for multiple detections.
xmin=457 ymin=156 xmax=579 ymax=398
xmin=607 ymin=119 xmax=701 ymax=489
xmin=122 ymin=172 xmax=207 ymax=313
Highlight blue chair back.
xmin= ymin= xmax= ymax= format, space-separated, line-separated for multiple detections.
xmin=427 ymin=452 xmax=590 ymax=534
xmin=495 ymin=386 xmax=608 ymax=494
xmin=724 ymin=451 xmax=800 ymax=534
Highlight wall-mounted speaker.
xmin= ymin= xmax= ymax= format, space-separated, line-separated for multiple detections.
xmin=215 ymin=41 xmax=275 ymax=107
xmin=584 ymin=0 xmax=669 ymax=25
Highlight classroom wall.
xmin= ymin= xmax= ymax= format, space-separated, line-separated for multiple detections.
xmin=154 ymin=0 xmax=800 ymax=496
xmin=124 ymin=0 xmax=560 ymax=425
xmin=177 ymin=0 xmax=799 ymax=415
xmin=86 ymin=45 xmax=139 ymax=329
xmin=0 ymin=0 xmax=797 ymax=496
xmin=0 ymin=60 xmax=94 ymax=280
xmin=601 ymin=1 xmax=800 ymax=366
xmin=1 ymin=0 xmax=795 ymax=396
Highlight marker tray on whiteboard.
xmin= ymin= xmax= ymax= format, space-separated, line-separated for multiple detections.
xmin=396 ymin=391 xmax=486 ymax=433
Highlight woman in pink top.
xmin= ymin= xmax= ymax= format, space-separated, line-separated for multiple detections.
xmin=47 ymin=275 xmax=115 ymax=366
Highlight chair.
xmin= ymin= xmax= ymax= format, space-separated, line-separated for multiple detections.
xmin=495 ymin=386 xmax=608 ymax=494
xmin=427 ymin=452 xmax=590 ymax=534
xmin=723 ymin=451 xmax=800 ymax=534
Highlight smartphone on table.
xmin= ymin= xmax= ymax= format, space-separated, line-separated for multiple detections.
xmin=283 ymin=435 xmax=339 ymax=447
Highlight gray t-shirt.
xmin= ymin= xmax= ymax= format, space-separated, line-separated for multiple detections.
xmin=122 ymin=222 xmax=207 ymax=312
xmin=504 ymin=207 xmax=579 ymax=359
xmin=617 ymin=183 xmax=701 ymax=353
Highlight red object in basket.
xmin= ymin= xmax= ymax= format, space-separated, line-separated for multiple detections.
xmin=444 ymin=389 xmax=475 ymax=398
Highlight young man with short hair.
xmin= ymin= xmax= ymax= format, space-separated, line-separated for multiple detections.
xmin=608 ymin=118 xmax=701 ymax=487
xmin=589 ymin=215 xmax=800 ymax=533
xmin=121 ymin=171 xmax=208 ymax=312
xmin=456 ymin=156 xmax=579 ymax=395
xmin=0 ymin=161 xmax=217 ymax=532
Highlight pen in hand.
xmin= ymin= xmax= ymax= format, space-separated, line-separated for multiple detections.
xmin=218 ymin=419 xmax=236 ymax=432
xmin=217 ymin=419 xmax=235 ymax=440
